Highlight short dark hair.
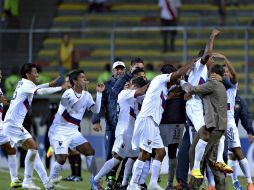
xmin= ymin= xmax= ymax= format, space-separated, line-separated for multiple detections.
xmin=160 ymin=64 xmax=177 ymax=74
xmin=20 ymin=63 xmax=37 ymax=78
xmin=132 ymin=67 xmax=145 ymax=77
xmin=68 ymin=70 xmax=84 ymax=86
xmin=131 ymin=57 xmax=144 ymax=66
xmin=132 ymin=76 xmax=148 ymax=88
xmin=210 ymin=64 xmax=224 ymax=77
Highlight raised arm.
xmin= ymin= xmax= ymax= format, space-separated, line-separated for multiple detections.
xmin=213 ymin=52 xmax=237 ymax=84
xmin=170 ymin=59 xmax=196 ymax=82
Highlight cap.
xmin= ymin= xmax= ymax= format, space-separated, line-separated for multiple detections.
xmin=112 ymin=61 xmax=125 ymax=69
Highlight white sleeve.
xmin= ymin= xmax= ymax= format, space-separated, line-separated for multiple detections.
xmin=37 ymin=83 xmax=49 ymax=88
xmin=90 ymin=92 xmax=102 ymax=113
xmin=154 ymin=74 xmax=172 ymax=84
xmin=118 ymin=89 xmax=136 ymax=102
xmin=35 ymin=87 xmax=62 ymax=95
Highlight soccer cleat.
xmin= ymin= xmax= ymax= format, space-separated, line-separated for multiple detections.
xmin=10 ymin=179 xmax=22 ymax=188
xmin=44 ymin=179 xmax=54 ymax=190
xmin=105 ymin=176 xmax=116 ymax=190
xmin=213 ymin=162 xmax=233 ymax=173
xmin=247 ymin=183 xmax=254 ymax=190
xmin=90 ymin=177 xmax=102 ymax=190
xmin=127 ymin=184 xmax=141 ymax=190
xmin=119 ymin=184 xmax=128 ymax=190
xmin=190 ymin=169 xmax=204 ymax=179
xmin=50 ymin=176 xmax=62 ymax=185
xmin=62 ymin=175 xmax=82 ymax=182
xmin=140 ymin=183 xmax=147 ymax=190
xmin=147 ymin=183 xmax=164 ymax=190
xmin=233 ymin=181 xmax=244 ymax=190
xmin=201 ymin=185 xmax=216 ymax=190
xmin=22 ymin=181 xmax=41 ymax=190
xmin=47 ymin=147 xmax=54 ymax=158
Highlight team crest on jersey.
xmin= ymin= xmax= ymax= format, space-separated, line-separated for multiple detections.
xmin=58 ymin=141 xmax=63 ymax=146
xmin=147 ymin=140 xmax=152 ymax=145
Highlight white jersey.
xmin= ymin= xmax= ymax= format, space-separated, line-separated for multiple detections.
xmin=158 ymin=0 xmax=181 ymax=20
xmin=50 ymin=88 xmax=95 ymax=132
xmin=226 ymin=83 xmax=238 ymax=120
xmin=187 ymin=58 xmax=208 ymax=106
xmin=138 ymin=74 xmax=171 ymax=125
xmin=4 ymin=79 xmax=39 ymax=128
xmin=0 ymin=88 xmax=3 ymax=126
xmin=115 ymin=89 xmax=136 ymax=138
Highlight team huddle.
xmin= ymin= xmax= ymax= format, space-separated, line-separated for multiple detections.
xmin=0 ymin=29 xmax=254 ymax=190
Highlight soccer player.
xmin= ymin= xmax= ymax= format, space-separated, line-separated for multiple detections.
xmin=219 ymin=54 xmax=254 ymax=190
xmin=127 ymin=61 xmax=194 ymax=190
xmin=0 ymin=69 xmax=22 ymax=188
xmin=93 ymin=77 xmax=148 ymax=189
xmin=3 ymin=63 xmax=68 ymax=190
xmin=186 ymin=29 xmax=232 ymax=179
xmin=48 ymin=70 xmax=104 ymax=190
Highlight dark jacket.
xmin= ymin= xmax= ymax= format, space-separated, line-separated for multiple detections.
xmin=91 ymin=76 xmax=118 ymax=131
xmin=234 ymin=95 xmax=254 ymax=135
xmin=160 ymin=87 xmax=186 ymax=124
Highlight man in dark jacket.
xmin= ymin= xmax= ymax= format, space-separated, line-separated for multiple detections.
xmin=91 ymin=60 xmax=126 ymax=188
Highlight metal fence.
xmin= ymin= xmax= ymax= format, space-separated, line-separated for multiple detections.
xmin=0 ymin=26 xmax=253 ymax=90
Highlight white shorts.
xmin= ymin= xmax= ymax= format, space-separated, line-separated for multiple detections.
xmin=3 ymin=124 xmax=32 ymax=147
xmin=0 ymin=127 xmax=10 ymax=146
xmin=49 ymin=128 xmax=87 ymax=155
xmin=112 ymin=135 xmax=139 ymax=158
xmin=186 ymin=104 xmax=205 ymax=132
xmin=159 ymin=124 xmax=184 ymax=146
xmin=132 ymin=117 xmax=164 ymax=154
xmin=226 ymin=119 xmax=241 ymax=149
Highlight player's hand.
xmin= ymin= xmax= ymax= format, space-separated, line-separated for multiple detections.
xmin=211 ymin=28 xmax=220 ymax=36
xmin=61 ymin=81 xmax=71 ymax=90
xmin=184 ymin=93 xmax=192 ymax=101
xmin=96 ymin=83 xmax=105 ymax=93
xmin=93 ymin=123 xmax=102 ymax=132
xmin=0 ymin=95 xmax=9 ymax=106
xmin=210 ymin=73 xmax=222 ymax=81
xmin=248 ymin=134 xmax=254 ymax=144
xmin=49 ymin=76 xmax=61 ymax=87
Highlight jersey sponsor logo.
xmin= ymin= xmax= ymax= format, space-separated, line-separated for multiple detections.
xmin=147 ymin=140 xmax=152 ymax=145
xmin=62 ymin=109 xmax=81 ymax=126
xmin=58 ymin=141 xmax=63 ymax=146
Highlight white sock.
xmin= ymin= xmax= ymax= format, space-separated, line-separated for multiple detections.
xmin=168 ymin=158 xmax=177 ymax=185
xmin=138 ymin=160 xmax=150 ymax=185
xmin=50 ymin=161 xmax=63 ymax=178
xmin=8 ymin=155 xmax=18 ymax=182
xmin=94 ymin=157 xmax=120 ymax=182
xmin=86 ymin=155 xmax=98 ymax=178
xmin=34 ymin=153 xmax=49 ymax=185
xmin=228 ymin=159 xmax=238 ymax=183
xmin=193 ymin=139 xmax=207 ymax=170
xmin=122 ymin=158 xmax=134 ymax=186
xmin=129 ymin=160 xmax=145 ymax=186
xmin=149 ymin=160 xmax=162 ymax=185
xmin=23 ymin=149 xmax=37 ymax=184
xmin=207 ymin=165 xmax=215 ymax=186
xmin=239 ymin=158 xmax=253 ymax=184
xmin=216 ymin=136 xmax=225 ymax=163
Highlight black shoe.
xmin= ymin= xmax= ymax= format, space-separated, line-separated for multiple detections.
xmin=119 ymin=184 xmax=128 ymax=190
xmin=63 ymin=175 xmax=75 ymax=181
xmin=72 ymin=176 xmax=83 ymax=182
xmin=140 ymin=183 xmax=147 ymax=190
